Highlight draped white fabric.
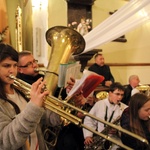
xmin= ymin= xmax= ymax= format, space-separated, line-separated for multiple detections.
xmin=82 ymin=0 xmax=150 ymax=54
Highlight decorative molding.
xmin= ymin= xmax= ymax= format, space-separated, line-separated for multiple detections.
xmin=66 ymin=0 xmax=96 ymax=5
xmin=88 ymin=63 xmax=150 ymax=67
xmin=74 ymin=49 xmax=102 ymax=72
xmin=0 ymin=26 xmax=8 ymax=43
xmin=112 ymin=35 xmax=127 ymax=43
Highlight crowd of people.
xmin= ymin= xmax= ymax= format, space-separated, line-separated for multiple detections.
xmin=0 ymin=43 xmax=150 ymax=150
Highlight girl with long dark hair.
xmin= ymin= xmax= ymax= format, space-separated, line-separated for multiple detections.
xmin=121 ymin=93 xmax=150 ymax=149
xmin=0 ymin=43 xmax=60 ymax=150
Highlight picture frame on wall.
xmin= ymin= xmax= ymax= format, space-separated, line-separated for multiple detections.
xmin=67 ymin=1 xmax=93 ymax=36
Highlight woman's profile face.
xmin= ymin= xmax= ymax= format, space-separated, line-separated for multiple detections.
xmin=0 ymin=57 xmax=18 ymax=85
xmin=138 ymin=100 xmax=150 ymax=120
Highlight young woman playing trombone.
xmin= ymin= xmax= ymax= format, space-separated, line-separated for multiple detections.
xmin=0 ymin=43 xmax=61 ymax=150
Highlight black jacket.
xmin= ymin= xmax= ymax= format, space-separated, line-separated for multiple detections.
xmin=122 ymin=84 xmax=132 ymax=105
xmin=88 ymin=63 xmax=114 ymax=86
xmin=17 ymin=73 xmax=44 ymax=85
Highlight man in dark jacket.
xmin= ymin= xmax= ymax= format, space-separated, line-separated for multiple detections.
xmin=17 ymin=51 xmax=89 ymax=150
xmin=88 ymin=53 xmax=114 ymax=87
xmin=17 ymin=50 xmax=68 ymax=99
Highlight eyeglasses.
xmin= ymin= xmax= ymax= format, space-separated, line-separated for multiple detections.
xmin=113 ymin=93 xmax=124 ymax=97
xmin=18 ymin=60 xmax=38 ymax=68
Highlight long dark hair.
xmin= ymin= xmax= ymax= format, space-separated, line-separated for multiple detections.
xmin=0 ymin=43 xmax=18 ymax=100
xmin=0 ymin=43 xmax=29 ymax=115
xmin=129 ymin=93 xmax=150 ymax=138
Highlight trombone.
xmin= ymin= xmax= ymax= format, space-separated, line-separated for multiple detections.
xmin=9 ymin=75 xmax=149 ymax=150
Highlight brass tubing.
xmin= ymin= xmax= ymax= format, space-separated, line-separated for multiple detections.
xmin=44 ymin=98 xmax=82 ymax=125
xmin=9 ymin=75 xmax=149 ymax=150
xmin=34 ymin=68 xmax=59 ymax=76
xmin=46 ymin=101 xmax=134 ymax=150
xmin=47 ymin=95 xmax=149 ymax=145
xmin=81 ymin=124 xmax=133 ymax=150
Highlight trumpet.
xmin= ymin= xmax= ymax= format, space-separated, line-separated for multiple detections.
xmin=9 ymin=74 xmax=149 ymax=150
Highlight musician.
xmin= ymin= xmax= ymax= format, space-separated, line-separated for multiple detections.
xmin=83 ymin=82 xmax=128 ymax=150
xmin=17 ymin=50 xmax=71 ymax=99
xmin=55 ymin=92 xmax=95 ymax=150
xmin=0 ymin=43 xmax=61 ymax=150
xmin=122 ymin=75 xmax=140 ymax=105
xmin=88 ymin=53 xmax=115 ymax=87
xmin=17 ymin=51 xmax=44 ymax=83
xmin=120 ymin=93 xmax=150 ymax=150
xmin=17 ymin=50 xmax=89 ymax=150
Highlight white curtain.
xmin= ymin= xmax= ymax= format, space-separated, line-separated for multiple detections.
xmin=82 ymin=0 xmax=150 ymax=54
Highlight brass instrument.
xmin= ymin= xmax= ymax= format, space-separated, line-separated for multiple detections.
xmin=34 ymin=68 xmax=58 ymax=76
xmin=84 ymin=116 xmax=121 ymax=150
xmin=136 ymin=85 xmax=150 ymax=96
xmin=9 ymin=75 xmax=149 ymax=150
xmin=31 ymin=26 xmax=86 ymax=148
xmin=96 ymin=91 xmax=108 ymax=101
xmin=136 ymin=85 xmax=150 ymax=92
xmin=12 ymin=26 xmax=149 ymax=149
xmin=44 ymin=26 xmax=85 ymax=95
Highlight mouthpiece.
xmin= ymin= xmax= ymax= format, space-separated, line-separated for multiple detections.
xmin=9 ymin=74 xmax=16 ymax=79
xmin=34 ymin=68 xmax=39 ymax=72
xmin=118 ymin=102 xmax=121 ymax=106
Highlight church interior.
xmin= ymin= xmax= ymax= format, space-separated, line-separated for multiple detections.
xmin=1 ymin=0 xmax=150 ymax=150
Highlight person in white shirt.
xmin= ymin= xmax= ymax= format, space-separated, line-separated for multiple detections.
xmin=83 ymin=82 xmax=128 ymax=150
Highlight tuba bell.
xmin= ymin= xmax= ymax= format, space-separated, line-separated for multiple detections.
xmin=44 ymin=26 xmax=85 ymax=96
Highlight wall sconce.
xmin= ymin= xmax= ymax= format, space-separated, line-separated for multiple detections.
xmin=32 ymin=0 xmax=48 ymax=10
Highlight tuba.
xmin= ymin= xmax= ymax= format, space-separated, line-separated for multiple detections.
xmin=44 ymin=26 xmax=85 ymax=95
xmin=43 ymin=26 xmax=85 ymax=148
